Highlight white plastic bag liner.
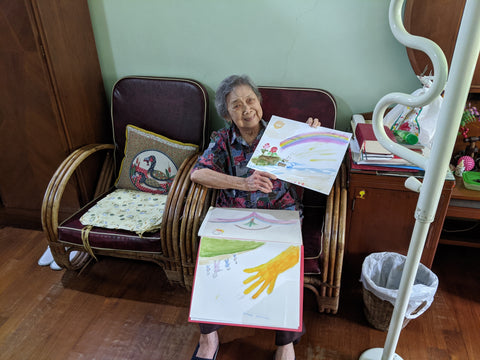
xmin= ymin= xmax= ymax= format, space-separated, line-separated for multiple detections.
xmin=360 ymin=252 xmax=438 ymax=319
xmin=384 ymin=76 xmax=444 ymax=148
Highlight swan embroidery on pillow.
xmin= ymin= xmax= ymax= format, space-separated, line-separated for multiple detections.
xmin=116 ymin=125 xmax=198 ymax=194
xmin=129 ymin=151 xmax=176 ymax=193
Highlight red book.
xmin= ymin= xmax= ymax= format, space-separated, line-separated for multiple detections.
xmin=355 ymin=123 xmax=397 ymax=155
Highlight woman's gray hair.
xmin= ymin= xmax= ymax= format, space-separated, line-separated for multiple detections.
xmin=215 ymin=74 xmax=262 ymax=119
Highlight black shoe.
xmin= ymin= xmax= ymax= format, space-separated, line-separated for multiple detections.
xmin=191 ymin=343 xmax=219 ymax=360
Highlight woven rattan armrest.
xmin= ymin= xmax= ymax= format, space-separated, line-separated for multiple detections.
xmin=41 ymin=143 xmax=115 ymax=269
xmin=303 ymin=163 xmax=347 ymax=313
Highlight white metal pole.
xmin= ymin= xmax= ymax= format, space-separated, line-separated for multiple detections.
xmin=360 ymin=0 xmax=480 ymax=359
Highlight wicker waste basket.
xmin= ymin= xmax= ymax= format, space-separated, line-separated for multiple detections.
xmin=360 ymin=252 xmax=438 ymax=331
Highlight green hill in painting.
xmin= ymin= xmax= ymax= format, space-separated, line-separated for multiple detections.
xmin=199 ymin=237 xmax=264 ymax=258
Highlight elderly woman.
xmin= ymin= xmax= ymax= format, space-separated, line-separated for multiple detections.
xmin=190 ymin=75 xmax=320 ymax=360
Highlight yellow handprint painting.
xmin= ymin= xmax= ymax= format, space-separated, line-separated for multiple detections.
xmin=243 ymin=245 xmax=300 ymax=299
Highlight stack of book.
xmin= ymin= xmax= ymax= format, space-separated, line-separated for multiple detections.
xmin=350 ymin=121 xmax=425 ymax=172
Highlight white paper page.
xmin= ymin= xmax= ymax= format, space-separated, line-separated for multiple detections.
xmin=198 ymin=207 xmax=302 ymax=245
xmin=189 ymin=238 xmax=302 ymax=330
xmin=247 ymin=115 xmax=352 ymax=195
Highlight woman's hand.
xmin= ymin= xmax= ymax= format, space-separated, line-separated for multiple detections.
xmin=306 ymin=117 xmax=321 ymax=128
xmin=245 ymin=170 xmax=277 ymax=193
xmin=191 ymin=168 xmax=276 ymax=193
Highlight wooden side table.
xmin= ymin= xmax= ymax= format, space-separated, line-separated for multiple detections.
xmin=440 ymin=176 xmax=480 ymax=247
xmin=346 ymin=169 xmax=455 ymax=270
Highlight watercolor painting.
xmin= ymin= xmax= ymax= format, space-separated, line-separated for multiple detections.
xmin=189 ymin=207 xmax=303 ymax=331
xmin=197 ymin=207 xmax=302 ymax=244
xmin=247 ymin=115 xmax=352 ymax=195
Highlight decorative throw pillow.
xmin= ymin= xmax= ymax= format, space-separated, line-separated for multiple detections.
xmin=80 ymin=189 xmax=168 ymax=235
xmin=115 ymin=125 xmax=198 ymax=194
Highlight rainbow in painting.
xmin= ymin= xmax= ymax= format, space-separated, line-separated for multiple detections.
xmin=279 ymin=131 xmax=350 ymax=149
xmin=209 ymin=211 xmax=298 ymax=225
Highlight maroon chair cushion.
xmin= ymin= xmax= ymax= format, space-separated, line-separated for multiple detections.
xmin=258 ymin=86 xmax=336 ymax=275
xmin=58 ymin=189 xmax=162 ymax=253
xmin=259 ymin=86 xmax=336 ymax=129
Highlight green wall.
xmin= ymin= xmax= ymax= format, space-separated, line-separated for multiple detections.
xmin=87 ymin=0 xmax=420 ymax=131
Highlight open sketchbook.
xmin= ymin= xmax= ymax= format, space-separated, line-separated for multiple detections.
xmin=247 ymin=115 xmax=352 ymax=195
xmin=189 ymin=207 xmax=303 ymax=331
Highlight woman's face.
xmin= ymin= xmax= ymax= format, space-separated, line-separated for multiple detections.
xmin=225 ymin=84 xmax=263 ymax=135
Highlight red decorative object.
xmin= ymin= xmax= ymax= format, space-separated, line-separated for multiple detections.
xmin=459 ymin=125 xmax=470 ymax=139
xmin=458 ymin=155 xmax=475 ymax=171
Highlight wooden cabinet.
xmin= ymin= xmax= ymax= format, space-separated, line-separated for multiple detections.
xmin=0 ymin=0 xmax=109 ymax=229
xmin=441 ymin=177 xmax=480 ymax=247
xmin=404 ymin=0 xmax=480 ymax=93
xmin=346 ymin=170 xmax=455 ymax=271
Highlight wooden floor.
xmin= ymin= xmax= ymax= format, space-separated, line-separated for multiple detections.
xmin=0 ymin=226 xmax=479 ymax=360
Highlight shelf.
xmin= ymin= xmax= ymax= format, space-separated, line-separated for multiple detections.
xmin=440 ymin=218 xmax=480 ymax=248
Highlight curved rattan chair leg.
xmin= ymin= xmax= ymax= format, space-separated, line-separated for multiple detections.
xmin=331 ymin=164 xmax=347 ymax=313
xmin=42 ymin=146 xmax=93 ymax=266
xmin=42 ymin=146 xmax=93 ymax=244
xmin=69 ymin=249 xmax=91 ymax=269
xmin=162 ymin=153 xmax=199 ymax=285
xmin=327 ymin=175 xmax=341 ymax=300
xmin=305 ymin=277 xmax=340 ymax=315
xmin=179 ymin=181 xmax=200 ymax=287
xmin=172 ymin=155 xmax=199 ymax=281
xmin=176 ymin=183 xmax=215 ymax=290
xmin=184 ymin=184 xmax=199 ymax=276
xmin=319 ymin=163 xmax=347 ymax=314
xmin=320 ymin=178 xmax=334 ymax=301
xmin=304 ymin=283 xmax=323 ymax=312
xmin=41 ymin=144 xmax=114 ymax=270
xmin=190 ymin=186 xmax=210 ymax=260
xmin=161 ymin=153 xmax=191 ymax=278
xmin=185 ymin=185 xmax=210 ymax=289
xmin=48 ymin=243 xmax=70 ymax=269
xmin=306 ymin=162 xmax=347 ymax=314
xmin=48 ymin=243 xmax=91 ymax=270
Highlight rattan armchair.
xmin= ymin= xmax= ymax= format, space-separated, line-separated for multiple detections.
xmin=176 ymin=86 xmax=348 ymax=314
xmin=41 ymin=76 xmax=209 ymax=285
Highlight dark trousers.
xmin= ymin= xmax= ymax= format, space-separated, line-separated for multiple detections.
xmin=198 ymin=322 xmax=305 ymax=346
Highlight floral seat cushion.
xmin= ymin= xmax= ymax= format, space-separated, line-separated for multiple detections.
xmin=80 ymin=188 xmax=168 ymax=235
